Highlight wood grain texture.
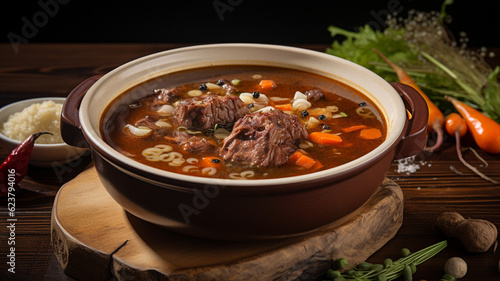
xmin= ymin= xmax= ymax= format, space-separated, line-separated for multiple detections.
xmin=51 ymin=167 xmax=403 ymax=281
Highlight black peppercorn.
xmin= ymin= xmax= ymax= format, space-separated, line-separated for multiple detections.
xmin=301 ymin=111 xmax=309 ymax=117
xmin=252 ymin=91 xmax=260 ymax=99
xmin=199 ymin=83 xmax=208 ymax=91
xmin=318 ymin=114 xmax=327 ymax=120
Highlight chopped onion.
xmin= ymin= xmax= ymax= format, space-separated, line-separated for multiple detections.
xmin=256 ymin=106 xmax=274 ymax=113
xmin=239 ymin=93 xmax=254 ymax=105
xmin=124 ymin=124 xmax=152 ymax=137
xmin=292 ymin=99 xmax=311 ymax=111
xmin=205 ymin=82 xmax=222 ymax=90
xmin=155 ymin=120 xmax=172 ymax=128
xmin=326 ymin=105 xmax=339 ymax=112
xmin=331 ymin=113 xmax=347 ymax=118
xmin=157 ymin=104 xmax=175 ymax=116
xmin=187 ymin=89 xmax=203 ymax=97
xmin=306 ymin=116 xmax=320 ymax=129
xmin=270 ymin=97 xmax=291 ymax=102
xmin=293 ymin=91 xmax=307 ymax=100
xmin=299 ymin=140 xmax=314 ymax=149
xmin=239 ymin=92 xmax=269 ymax=110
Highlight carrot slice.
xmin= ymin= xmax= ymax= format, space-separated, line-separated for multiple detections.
xmin=200 ymin=157 xmax=223 ymax=169
xmin=341 ymin=125 xmax=367 ymax=133
xmin=295 ymin=154 xmax=317 ymax=169
xmin=359 ymin=128 xmax=382 ymax=139
xmin=309 ymin=132 xmax=342 ymax=145
xmin=259 ymin=80 xmax=276 ymax=90
xmin=310 ymin=160 xmax=324 ymax=172
xmin=289 ymin=150 xmax=304 ymax=163
xmin=274 ymin=103 xmax=292 ymax=111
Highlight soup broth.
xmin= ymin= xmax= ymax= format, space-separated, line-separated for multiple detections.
xmin=101 ymin=65 xmax=386 ymax=179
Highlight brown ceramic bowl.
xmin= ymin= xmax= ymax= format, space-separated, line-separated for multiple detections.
xmin=61 ymin=44 xmax=427 ymax=241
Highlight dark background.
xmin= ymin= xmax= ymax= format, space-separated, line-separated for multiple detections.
xmin=2 ymin=0 xmax=499 ymax=48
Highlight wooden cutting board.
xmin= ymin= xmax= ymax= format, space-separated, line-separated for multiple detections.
xmin=51 ymin=167 xmax=404 ymax=281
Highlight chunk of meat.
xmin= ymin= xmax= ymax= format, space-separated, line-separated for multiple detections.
xmin=305 ymin=89 xmax=325 ymax=102
xmin=166 ymin=131 xmax=217 ymax=154
xmin=133 ymin=116 xmax=170 ymax=137
xmin=217 ymin=79 xmax=238 ymax=94
xmin=174 ymin=94 xmax=250 ymax=130
xmin=154 ymin=88 xmax=178 ymax=105
xmin=219 ymin=110 xmax=308 ymax=166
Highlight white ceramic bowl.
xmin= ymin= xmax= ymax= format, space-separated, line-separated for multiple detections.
xmin=0 ymin=97 xmax=88 ymax=167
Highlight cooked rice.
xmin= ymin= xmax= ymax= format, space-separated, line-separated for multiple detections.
xmin=1 ymin=100 xmax=64 ymax=144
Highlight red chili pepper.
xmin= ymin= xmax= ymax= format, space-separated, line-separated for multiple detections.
xmin=0 ymin=132 xmax=51 ymax=197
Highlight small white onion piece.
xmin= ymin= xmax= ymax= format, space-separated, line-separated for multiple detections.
xmin=331 ymin=113 xmax=347 ymax=119
xmin=307 ymin=117 xmax=320 ymax=129
xmin=292 ymin=99 xmax=311 ymax=111
xmin=253 ymin=94 xmax=269 ymax=110
xmin=157 ymin=104 xmax=175 ymax=116
xmin=187 ymin=89 xmax=203 ymax=97
xmin=256 ymin=106 xmax=274 ymax=113
xmin=124 ymin=124 xmax=152 ymax=137
xmin=293 ymin=91 xmax=307 ymax=100
xmin=205 ymin=82 xmax=222 ymax=90
xmin=270 ymin=97 xmax=291 ymax=102
xmin=239 ymin=93 xmax=254 ymax=105
xmin=299 ymin=140 xmax=314 ymax=149
xmin=326 ymin=105 xmax=339 ymax=112
xmin=155 ymin=120 xmax=172 ymax=128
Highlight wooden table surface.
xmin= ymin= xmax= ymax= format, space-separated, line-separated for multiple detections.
xmin=0 ymin=43 xmax=499 ymax=281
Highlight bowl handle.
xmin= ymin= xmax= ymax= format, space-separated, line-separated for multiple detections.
xmin=390 ymin=82 xmax=429 ymax=160
xmin=61 ymin=74 xmax=104 ymax=148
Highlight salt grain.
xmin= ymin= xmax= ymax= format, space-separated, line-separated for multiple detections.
xmin=396 ymin=155 xmax=421 ymax=175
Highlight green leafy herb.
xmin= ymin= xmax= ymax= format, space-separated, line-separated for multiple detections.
xmin=326 ymin=2 xmax=500 ymax=122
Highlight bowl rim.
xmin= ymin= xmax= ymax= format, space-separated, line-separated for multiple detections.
xmin=79 ymin=43 xmax=407 ymax=188
xmin=0 ymin=97 xmax=69 ymax=147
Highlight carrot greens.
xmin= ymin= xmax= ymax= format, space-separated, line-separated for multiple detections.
xmin=326 ymin=1 xmax=500 ymax=123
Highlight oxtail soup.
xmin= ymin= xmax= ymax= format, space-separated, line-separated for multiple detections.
xmin=101 ymin=65 xmax=387 ymax=179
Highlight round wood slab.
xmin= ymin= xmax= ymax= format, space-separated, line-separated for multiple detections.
xmin=51 ymin=167 xmax=403 ymax=281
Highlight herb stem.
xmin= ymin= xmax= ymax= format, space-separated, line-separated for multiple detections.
xmin=420 ymin=51 xmax=485 ymax=106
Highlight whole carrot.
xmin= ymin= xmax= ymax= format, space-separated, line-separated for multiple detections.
xmin=445 ymin=113 xmax=498 ymax=184
xmin=374 ymin=48 xmax=445 ymax=152
xmin=446 ymin=96 xmax=500 ymax=154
